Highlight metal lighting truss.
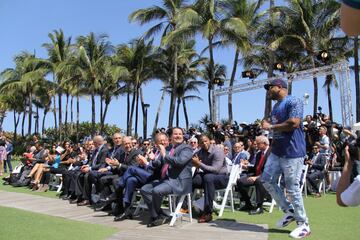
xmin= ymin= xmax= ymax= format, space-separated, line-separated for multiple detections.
xmin=212 ymin=61 xmax=353 ymax=127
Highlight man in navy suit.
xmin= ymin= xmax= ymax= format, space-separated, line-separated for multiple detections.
xmin=141 ymin=127 xmax=193 ymax=227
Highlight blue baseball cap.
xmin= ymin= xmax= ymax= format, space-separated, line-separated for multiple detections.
xmin=264 ymin=79 xmax=288 ymax=90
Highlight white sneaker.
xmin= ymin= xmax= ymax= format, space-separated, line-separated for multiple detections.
xmin=289 ymin=222 xmax=311 ymax=239
xmin=276 ymin=210 xmax=295 ymax=228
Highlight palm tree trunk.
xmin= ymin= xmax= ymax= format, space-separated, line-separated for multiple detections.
xmin=139 ymin=87 xmax=146 ymax=139
xmin=326 ymin=79 xmax=333 ymax=121
xmin=13 ymin=110 xmax=19 ymax=141
xmin=182 ymin=97 xmax=189 ymax=130
xmin=21 ymin=111 xmax=25 ymax=137
xmin=128 ymin=86 xmax=136 ymax=136
xmin=208 ymin=38 xmax=215 ymax=121
xmin=58 ymin=93 xmax=63 ymax=140
xmin=354 ymin=36 xmax=360 ymax=122
xmin=228 ymin=49 xmax=239 ymax=123
xmin=91 ymin=92 xmax=96 ymax=136
xmin=42 ymin=109 xmax=48 ymax=134
xmin=168 ymin=48 xmax=178 ymax=127
xmin=311 ymin=57 xmax=318 ymax=116
xmin=208 ymin=86 xmax=212 ymax=120
xmin=35 ymin=105 xmax=39 ymax=134
xmin=28 ymin=93 xmax=33 ymax=135
xmin=76 ymin=94 xmax=80 ymax=142
xmin=70 ymin=96 xmax=73 ymax=134
xmin=102 ymin=99 xmax=110 ymax=135
xmin=135 ymin=86 xmax=140 ymax=137
xmin=126 ymin=88 xmax=131 ymax=135
xmin=265 ymin=0 xmax=276 ymax=119
xmin=176 ymin=97 xmax=181 ymax=127
xmin=53 ymin=95 xmax=57 ymax=129
xmin=65 ymin=93 xmax=69 ymax=126
xmin=152 ymin=82 xmax=167 ymax=135
xmin=99 ymin=93 xmax=104 ymax=133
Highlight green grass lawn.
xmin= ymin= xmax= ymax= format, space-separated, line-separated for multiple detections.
xmin=1 ymin=163 xmax=359 ymax=239
xmin=221 ymin=193 xmax=360 ymax=240
xmin=0 ymin=206 xmax=118 ymax=240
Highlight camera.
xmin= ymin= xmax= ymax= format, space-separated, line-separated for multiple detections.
xmin=346 ymin=137 xmax=360 ymax=160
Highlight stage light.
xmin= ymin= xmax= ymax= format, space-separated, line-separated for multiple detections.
xmin=274 ymin=62 xmax=285 ymax=72
xmin=317 ymin=50 xmax=330 ymax=62
xmin=241 ymin=70 xmax=255 ymax=79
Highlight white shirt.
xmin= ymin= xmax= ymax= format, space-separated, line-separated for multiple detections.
xmin=341 ymin=175 xmax=360 ymax=207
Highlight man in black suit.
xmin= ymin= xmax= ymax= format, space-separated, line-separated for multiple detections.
xmin=77 ymin=135 xmax=108 ymax=206
xmin=140 ymin=127 xmax=193 ymax=227
xmin=97 ymin=133 xmax=124 ymax=199
xmin=237 ymin=135 xmax=270 ymax=214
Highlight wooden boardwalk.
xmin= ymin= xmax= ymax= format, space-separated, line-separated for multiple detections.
xmin=0 ymin=190 xmax=268 ymax=240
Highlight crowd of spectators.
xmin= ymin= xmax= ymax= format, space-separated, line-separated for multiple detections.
xmin=1 ymin=113 xmax=359 ymax=226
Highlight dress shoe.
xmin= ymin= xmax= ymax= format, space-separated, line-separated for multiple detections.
xmin=69 ymin=199 xmax=80 ymax=204
xmin=198 ymin=213 xmax=213 ymax=223
xmin=239 ymin=204 xmax=254 ymax=211
xmin=147 ymin=216 xmax=169 ymax=227
xmin=77 ymin=200 xmax=90 ymax=206
xmin=114 ymin=212 xmax=133 ymax=221
xmin=61 ymin=195 xmax=72 ymax=200
xmin=314 ymin=193 xmax=321 ymax=198
xmin=94 ymin=203 xmax=111 ymax=212
xmin=249 ymin=207 xmax=264 ymax=215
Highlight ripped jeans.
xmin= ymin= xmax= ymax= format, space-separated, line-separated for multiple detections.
xmin=261 ymin=153 xmax=308 ymax=224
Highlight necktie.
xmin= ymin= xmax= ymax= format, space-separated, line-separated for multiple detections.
xmin=92 ymin=149 xmax=99 ymax=167
xmin=160 ymin=147 xmax=175 ymax=179
xmin=256 ymin=151 xmax=265 ymax=176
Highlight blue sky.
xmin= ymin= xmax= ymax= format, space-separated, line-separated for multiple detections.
xmin=0 ymin=0 xmax=356 ymax=135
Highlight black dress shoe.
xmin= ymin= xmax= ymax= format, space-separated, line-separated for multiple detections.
xmin=62 ymin=195 xmax=72 ymax=200
xmin=249 ymin=207 xmax=264 ymax=215
xmin=114 ymin=212 xmax=133 ymax=221
xmin=147 ymin=216 xmax=168 ymax=227
xmin=69 ymin=199 xmax=79 ymax=204
xmin=94 ymin=203 xmax=111 ymax=212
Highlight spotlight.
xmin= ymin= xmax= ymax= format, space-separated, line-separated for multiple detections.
xmin=242 ymin=70 xmax=255 ymax=79
xmin=213 ymin=78 xmax=224 ymax=86
xmin=274 ymin=62 xmax=285 ymax=72
xmin=317 ymin=50 xmax=330 ymax=62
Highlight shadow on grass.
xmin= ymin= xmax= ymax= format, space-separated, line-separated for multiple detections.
xmin=209 ymin=218 xmax=268 ymax=233
xmin=268 ymin=228 xmax=291 ymax=234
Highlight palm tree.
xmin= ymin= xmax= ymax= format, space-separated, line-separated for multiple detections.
xmin=219 ymin=0 xmax=265 ymax=122
xmin=0 ymin=52 xmax=50 ymax=135
xmin=270 ymin=0 xmax=341 ymax=116
xmin=115 ymin=38 xmax=155 ymax=136
xmin=76 ymin=32 xmax=112 ymax=136
xmin=201 ymin=62 xmax=226 ymax=120
xmin=129 ymin=0 xmax=188 ymax=128
xmin=164 ymin=0 xmax=224 ymax=121
xmin=43 ymin=29 xmax=72 ymax=139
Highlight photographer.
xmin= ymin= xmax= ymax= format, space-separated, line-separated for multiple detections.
xmin=336 ymin=138 xmax=360 ymax=207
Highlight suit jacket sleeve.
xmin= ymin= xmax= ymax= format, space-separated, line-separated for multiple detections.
xmin=312 ymin=154 xmax=326 ymax=171
xmin=164 ymin=144 xmax=193 ymax=167
xmin=92 ymin=147 xmax=108 ymax=170
xmin=199 ymin=148 xmax=226 ymax=174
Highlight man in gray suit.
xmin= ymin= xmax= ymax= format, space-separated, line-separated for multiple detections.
xmin=141 ymin=127 xmax=193 ymax=227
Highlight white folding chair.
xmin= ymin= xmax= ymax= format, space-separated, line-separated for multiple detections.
xmin=217 ymin=164 xmax=242 ymax=217
xmin=300 ymin=164 xmax=309 ymax=197
xmin=167 ymin=167 xmax=196 ymax=226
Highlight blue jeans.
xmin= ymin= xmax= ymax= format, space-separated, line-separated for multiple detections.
xmin=261 ymin=153 xmax=308 ymax=224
